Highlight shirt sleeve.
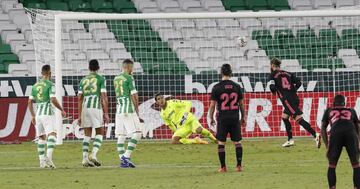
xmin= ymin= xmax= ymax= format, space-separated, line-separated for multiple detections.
xmin=268 ymin=74 xmax=276 ymax=93
xmin=322 ymin=108 xmax=330 ymax=123
xmin=210 ymin=86 xmax=217 ymax=101
xmin=78 ymin=79 xmax=83 ymax=94
xmin=128 ymin=76 xmax=137 ymax=95
xmin=291 ymin=73 xmax=302 ymax=89
xmin=49 ymin=82 xmax=56 ymax=98
xmin=100 ymin=76 xmax=107 ymax=93
xmin=29 ymin=86 xmax=35 ymax=100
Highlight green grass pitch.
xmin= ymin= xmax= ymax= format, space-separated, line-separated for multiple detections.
xmin=0 ymin=138 xmax=355 ymax=189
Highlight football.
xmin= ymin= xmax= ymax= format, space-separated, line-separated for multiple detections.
xmin=237 ymin=36 xmax=247 ymax=47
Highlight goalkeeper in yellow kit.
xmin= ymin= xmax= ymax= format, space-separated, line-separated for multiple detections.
xmin=155 ymin=93 xmax=217 ymax=144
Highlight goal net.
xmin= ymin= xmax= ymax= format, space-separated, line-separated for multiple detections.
xmin=27 ymin=9 xmax=360 ymax=143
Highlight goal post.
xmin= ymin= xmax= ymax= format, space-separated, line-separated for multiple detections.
xmin=27 ymin=9 xmax=360 ymax=144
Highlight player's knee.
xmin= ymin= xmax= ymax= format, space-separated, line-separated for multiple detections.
xmin=218 ymin=141 xmax=226 ymax=145
xmin=233 ymin=141 xmax=241 ymax=145
xmin=95 ymin=127 xmax=104 ymax=135
xmin=195 ymin=127 xmax=203 ymax=134
xmin=133 ymin=132 xmax=142 ymax=140
xmin=48 ymin=132 xmax=57 ymax=137
xmin=39 ymin=135 xmax=46 ymax=140
xmin=282 ymin=113 xmax=290 ymax=120
xmin=295 ymin=115 xmax=303 ymax=122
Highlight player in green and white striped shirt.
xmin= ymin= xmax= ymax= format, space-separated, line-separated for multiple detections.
xmin=28 ymin=65 xmax=66 ymax=169
xmin=78 ymin=59 xmax=109 ymax=167
xmin=114 ymin=59 xmax=143 ymax=168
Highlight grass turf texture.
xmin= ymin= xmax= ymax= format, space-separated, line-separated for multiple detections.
xmin=0 ymin=138 xmax=355 ymax=189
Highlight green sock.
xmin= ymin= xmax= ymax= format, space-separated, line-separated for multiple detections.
xmin=37 ymin=139 xmax=46 ymax=161
xmin=92 ymin=135 xmax=103 ymax=159
xmin=46 ymin=135 xmax=56 ymax=160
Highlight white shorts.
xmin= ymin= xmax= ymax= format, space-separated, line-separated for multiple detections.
xmin=35 ymin=115 xmax=56 ymax=137
xmin=115 ymin=113 xmax=141 ymax=135
xmin=81 ymin=108 xmax=103 ymax=128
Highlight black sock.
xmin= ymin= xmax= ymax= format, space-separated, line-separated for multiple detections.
xmin=235 ymin=143 xmax=243 ymax=166
xmin=328 ymin=167 xmax=336 ymax=189
xmin=353 ymin=166 xmax=360 ymax=188
xmin=298 ymin=118 xmax=316 ymax=137
xmin=282 ymin=118 xmax=293 ymax=141
xmin=218 ymin=145 xmax=226 ymax=168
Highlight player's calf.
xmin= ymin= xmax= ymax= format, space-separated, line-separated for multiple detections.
xmin=196 ymin=127 xmax=217 ymax=143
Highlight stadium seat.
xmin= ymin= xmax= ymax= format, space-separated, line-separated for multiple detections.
xmin=299 ymin=58 xmax=345 ymax=70
xmin=267 ymin=0 xmax=290 ymax=11
xmin=194 ymin=19 xmax=217 ymax=29
xmin=252 ymin=30 xmax=272 ymax=40
xmin=335 ymin=0 xmax=355 ymax=8
xmin=292 ymin=0 xmax=313 ymax=10
xmin=113 ymin=0 xmax=137 ymax=13
xmin=47 ymin=2 xmax=69 ymax=11
xmin=274 ymin=29 xmax=294 ymax=39
xmin=313 ymin=0 xmax=334 ymax=9
xmin=296 ymin=29 xmax=316 ymax=38
xmin=0 ymin=54 xmax=19 ymax=65
xmin=245 ymin=0 xmax=268 ymax=11
xmin=91 ymin=0 xmax=113 ymax=12
xmin=68 ymin=0 xmax=92 ymax=12
xmin=0 ymin=44 xmax=11 ymax=54
xmin=222 ymin=0 xmax=247 ymax=11
xmin=341 ymin=28 xmax=360 ymax=39
xmin=257 ymin=38 xmax=282 ymax=49
xmin=217 ymin=19 xmax=240 ymax=29
xmin=27 ymin=2 xmax=46 ymax=9
xmin=158 ymin=1 xmax=181 ymax=12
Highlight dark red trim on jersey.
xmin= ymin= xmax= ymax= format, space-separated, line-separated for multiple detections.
xmin=352 ymin=163 xmax=360 ymax=168
xmin=285 ymin=100 xmax=296 ymax=114
xmin=276 ymin=90 xmax=283 ymax=98
xmin=329 ymin=164 xmax=337 ymax=168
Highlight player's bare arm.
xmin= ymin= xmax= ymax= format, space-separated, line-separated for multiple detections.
xmin=28 ymin=99 xmax=36 ymax=125
xmin=209 ymin=100 xmax=216 ymax=126
xmin=321 ymin=121 xmax=329 ymax=148
xmin=51 ymin=97 xmax=66 ymax=117
xmin=131 ymin=93 xmax=143 ymax=123
xmin=78 ymin=94 xmax=83 ymax=126
xmin=101 ymin=92 xmax=109 ymax=124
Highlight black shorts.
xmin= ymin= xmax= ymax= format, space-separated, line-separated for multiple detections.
xmin=327 ymin=129 xmax=359 ymax=165
xmin=282 ymin=97 xmax=303 ymax=117
xmin=216 ymin=118 xmax=242 ymax=142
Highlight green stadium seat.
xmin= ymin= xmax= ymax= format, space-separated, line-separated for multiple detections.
xmin=147 ymin=41 xmax=170 ymax=51
xmin=266 ymin=48 xmax=289 ymax=59
xmin=136 ymin=30 xmax=160 ymax=41
xmin=299 ymin=58 xmax=344 ymax=70
xmin=91 ymin=0 xmax=113 ymax=12
xmin=288 ymin=48 xmax=312 ymax=59
xmin=312 ymin=39 xmax=330 ymax=47
xmin=245 ymin=0 xmax=268 ymax=11
xmin=0 ymin=63 xmax=5 ymax=73
xmin=123 ymin=41 xmax=148 ymax=51
xmin=274 ymin=29 xmax=294 ymax=39
xmin=0 ymin=54 xmax=19 ymax=65
xmin=115 ymin=31 xmax=137 ymax=41
xmin=108 ymin=21 xmax=129 ymax=31
xmin=113 ymin=0 xmax=137 ymax=13
xmin=296 ymin=29 xmax=316 ymax=38
xmin=22 ymin=0 xmax=42 ymax=7
xmin=132 ymin=51 xmax=154 ymax=62
xmin=252 ymin=30 xmax=272 ymax=40
xmin=47 ymin=2 xmax=69 ymax=11
xmin=314 ymin=47 xmax=336 ymax=58
xmin=154 ymin=51 xmax=178 ymax=61
xmin=200 ymin=70 xmax=218 ymax=75
xmin=27 ymin=2 xmax=47 ymax=9
xmin=341 ymin=28 xmax=360 ymax=39
xmin=168 ymin=63 xmax=188 ymax=72
xmin=128 ymin=20 xmax=151 ymax=30
xmin=284 ymin=37 xmax=317 ymax=48
xmin=267 ymin=0 xmax=290 ymax=11
xmin=69 ymin=0 xmax=92 ymax=11
xmin=0 ymin=45 xmax=11 ymax=54
xmin=257 ymin=38 xmax=282 ymax=49
xmin=222 ymin=0 xmax=247 ymax=11
xmin=319 ymin=28 xmax=338 ymax=40
xmin=341 ymin=37 xmax=360 ymax=49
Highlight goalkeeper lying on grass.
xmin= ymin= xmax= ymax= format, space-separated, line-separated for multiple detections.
xmin=155 ymin=93 xmax=217 ymax=144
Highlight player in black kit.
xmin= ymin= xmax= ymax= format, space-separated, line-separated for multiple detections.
xmin=209 ymin=64 xmax=245 ymax=173
xmin=269 ymin=58 xmax=321 ymax=147
xmin=321 ymin=94 xmax=360 ymax=189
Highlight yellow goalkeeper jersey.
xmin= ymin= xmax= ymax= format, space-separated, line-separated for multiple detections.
xmin=160 ymin=99 xmax=195 ymax=130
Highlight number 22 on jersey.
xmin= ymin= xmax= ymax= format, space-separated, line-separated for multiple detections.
xmin=220 ymin=92 xmax=238 ymax=111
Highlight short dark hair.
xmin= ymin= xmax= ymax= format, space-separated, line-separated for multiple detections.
xmin=123 ymin=59 xmax=134 ymax=65
xmin=333 ymin=94 xmax=346 ymax=106
xmin=89 ymin=59 xmax=100 ymax=71
xmin=41 ymin=64 xmax=51 ymax=73
xmin=154 ymin=93 xmax=162 ymax=101
xmin=271 ymin=58 xmax=281 ymax=67
xmin=221 ymin=64 xmax=232 ymax=76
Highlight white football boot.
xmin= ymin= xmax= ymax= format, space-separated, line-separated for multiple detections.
xmin=45 ymin=157 xmax=56 ymax=169
xmin=282 ymin=139 xmax=295 ymax=147
xmin=315 ymin=133 xmax=321 ymax=148
xmin=82 ymin=158 xmax=95 ymax=167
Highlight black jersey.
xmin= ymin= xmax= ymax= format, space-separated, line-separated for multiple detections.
xmin=268 ymin=70 xmax=301 ymax=100
xmin=211 ymin=80 xmax=243 ymax=120
xmin=322 ymin=106 xmax=359 ymax=133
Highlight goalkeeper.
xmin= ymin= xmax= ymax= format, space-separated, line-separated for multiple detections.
xmin=155 ymin=93 xmax=217 ymax=144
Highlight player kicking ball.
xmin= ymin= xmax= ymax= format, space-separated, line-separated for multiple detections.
xmin=268 ymin=58 xmax=321 ymax=148
xmin=209 ymin=64 xmax=245 ymax=173
xmin=321 ymin=94 xmax=360 ymax=189
xmin=78 ymin=59 xmax=109 ymax=167
xmin=28 ymin=65 xmax=66 ymax=168
xmin=114 ymin=59 xmax=143 ymax=168
xmin=155 ymin=94 xmax=217 ymax=144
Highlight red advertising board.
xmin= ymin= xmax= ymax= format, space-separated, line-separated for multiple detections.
xmin=1 ymin=92 xmax=360 ymax=141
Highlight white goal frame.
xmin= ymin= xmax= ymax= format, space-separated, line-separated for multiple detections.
xmin=53 ymin=10 xmax=360 ymax=144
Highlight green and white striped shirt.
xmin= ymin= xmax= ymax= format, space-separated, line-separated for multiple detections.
xmin=79 ymin=73 xmax=107 ymax=109
xmin=114 ymin=72 xmax=137 ymax=114
xmin=29 ymin=79 xmax=55 ymax=116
